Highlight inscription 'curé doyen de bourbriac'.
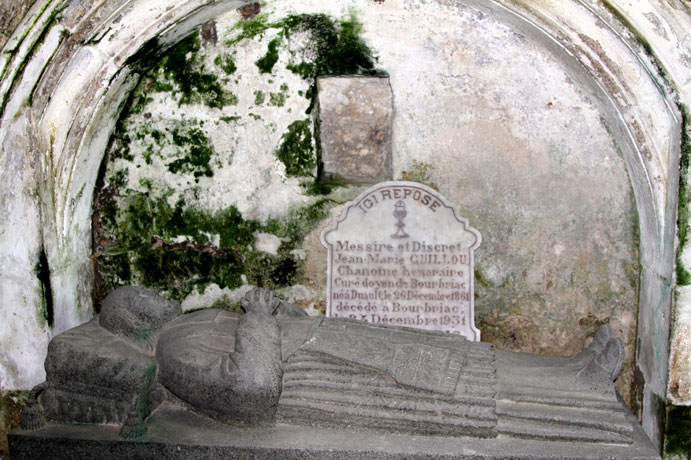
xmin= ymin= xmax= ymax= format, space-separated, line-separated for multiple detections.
xmin=321 ymin=181 xmax=482 ymax=340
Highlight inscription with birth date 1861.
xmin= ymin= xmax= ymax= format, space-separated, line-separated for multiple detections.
xmin=321 ymin=181 xmax=482 ymax=340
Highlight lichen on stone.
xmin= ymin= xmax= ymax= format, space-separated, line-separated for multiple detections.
xmin=676 ymin=104 xmax=691 ymax=286
xmin=400 ymin=160 xmax=438 ymax=191
xmin=214 ymin=53 xmax=237 ymax=75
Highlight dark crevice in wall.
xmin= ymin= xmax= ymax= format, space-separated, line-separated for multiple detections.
xmin=676 ymin=104 xmax=691 ymax=285
xmin=630 ymin=363 xmax=645 ymax=422
xmin=36 ymin=249 xmax=54 ymax=328
xmin=653 ymin=394 xmax=667 ymax=456
xmin=91 ymin=138 xmax=114 ymax=312
xmin=124 ymin=36 xmax=163 ymax=73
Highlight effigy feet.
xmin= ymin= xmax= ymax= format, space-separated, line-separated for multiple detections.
xmin=19 ymin=385 xmax=45 ymax=431
xmin=572 ymin=324 xmax=612 ymax=365
xmin=576 ymin=325 xmax=624 ymax=385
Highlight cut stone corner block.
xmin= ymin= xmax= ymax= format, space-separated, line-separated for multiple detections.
xmin=316 ymin=75 xmax=393 ymax=184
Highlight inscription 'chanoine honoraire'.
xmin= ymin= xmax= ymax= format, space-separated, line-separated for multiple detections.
xmin=321 ymin=181 xmax=482 ymax=340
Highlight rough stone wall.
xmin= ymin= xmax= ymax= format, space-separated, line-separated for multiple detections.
xmin=0 ymin=0 xmax=688 ymax=450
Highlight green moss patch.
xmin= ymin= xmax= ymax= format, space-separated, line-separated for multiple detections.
xmin=227 ymin=13 xmax=272 ymax=46
xmin=269 ymin=91 xmax=287 ymax=107
xmin=167 ymin=127 xmax=215 ymax=179
xmin=276 ymin=119 xmax=315 ymax=177
xmin=106 ymin=96 xmax=219 ymax=182
xmin=666 ymin=405 xmax=691 ymax=458
xmin=263 ymin=198 xmax=333 ymax=242
xmin=214 ymin=53 xmax=237 ymax=75
xmin=94 ymin=179 xmax=334 ymax=303
xmin=282 ymin=13 xmax=378 ymax=78
xmin=1 ymin=392 xmax=27 ymax=460
xmin=227 ymin=11 xmax=383 ymax=113
xmin=248 ymin=198 xmax=334 ymax=288
xmin=95 ymin=183 xmax=257 ymax=301
xmin=146 ymin=33 xmax=234 ymax=109
xmin=250 ymin=12 xmax=378 ymax=77
xmin=256 ymin=37 xmax=281 ymax=74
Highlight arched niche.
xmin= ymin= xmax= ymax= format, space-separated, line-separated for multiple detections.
xmin=0 ymin=0 xmax=683 ymax=448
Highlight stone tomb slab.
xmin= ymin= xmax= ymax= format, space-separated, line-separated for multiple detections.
xmin=317 ymin=76 xmax=393 ymax=184
xmin=9 ymin=402 xmax=661 ymax=460
xmin=321 ymin=181 xmax=482 ymax=340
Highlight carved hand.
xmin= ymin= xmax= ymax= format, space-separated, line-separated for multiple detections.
xmin=241 ymin=288 xmax=281 ymax=316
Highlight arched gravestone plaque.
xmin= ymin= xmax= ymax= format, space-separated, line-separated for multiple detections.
xmin=321 ymin=181 xmax=482 ymax=340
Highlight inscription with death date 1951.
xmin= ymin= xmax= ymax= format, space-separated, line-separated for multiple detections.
xmin=321 ymin=181 xmax=482 ymax=340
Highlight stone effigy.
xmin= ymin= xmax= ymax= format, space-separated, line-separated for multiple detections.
xmin=11 ymin=286 xmax=659 ymax=460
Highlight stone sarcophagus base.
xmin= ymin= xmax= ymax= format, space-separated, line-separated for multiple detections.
xmin=10 ymin=286 xmax=661 ymax=460
xmin=9 ymin=397 xmax=660 ymax=460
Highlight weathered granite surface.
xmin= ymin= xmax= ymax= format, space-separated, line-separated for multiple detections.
xmin=317 ymin=76 xmax=393 ymax=183
xmin=11 ymin=286 xmax=660 ymax=459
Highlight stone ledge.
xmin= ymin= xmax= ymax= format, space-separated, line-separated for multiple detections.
xmin=9 ymin=404 xmax=660 ymax=460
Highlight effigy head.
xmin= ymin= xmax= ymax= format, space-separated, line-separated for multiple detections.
xmin=99 ymin=285 xmax=181 ymax=350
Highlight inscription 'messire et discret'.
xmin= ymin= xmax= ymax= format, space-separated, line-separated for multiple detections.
xmin=321 ymin=181 xmax=482 ymax=340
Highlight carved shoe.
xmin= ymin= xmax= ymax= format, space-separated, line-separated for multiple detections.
xmin=576 ymin=337 xmax=624 ymax=385
xmin=572 ymin=324 xmax=612 ymax=366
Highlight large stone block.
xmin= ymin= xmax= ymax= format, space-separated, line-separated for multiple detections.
xmin=317 ymin=76 xmax=393 ymax=184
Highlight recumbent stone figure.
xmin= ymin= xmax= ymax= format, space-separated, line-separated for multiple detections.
xmin=21 ymin=285 xmax=632 ymax=445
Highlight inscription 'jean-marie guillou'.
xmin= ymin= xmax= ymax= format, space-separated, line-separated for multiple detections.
xmin=321 ymin=181 xmax=482 ymax=340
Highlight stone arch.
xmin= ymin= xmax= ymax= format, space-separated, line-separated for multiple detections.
xmin=0 ymin=0 xmax=685 ymax=447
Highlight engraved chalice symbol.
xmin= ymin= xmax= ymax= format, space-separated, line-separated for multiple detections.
xmin=391 ymin=200 xmax=409 ymax=239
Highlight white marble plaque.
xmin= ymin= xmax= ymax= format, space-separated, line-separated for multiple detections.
xmin=321 ymin=181 xmax=482 ymax=340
